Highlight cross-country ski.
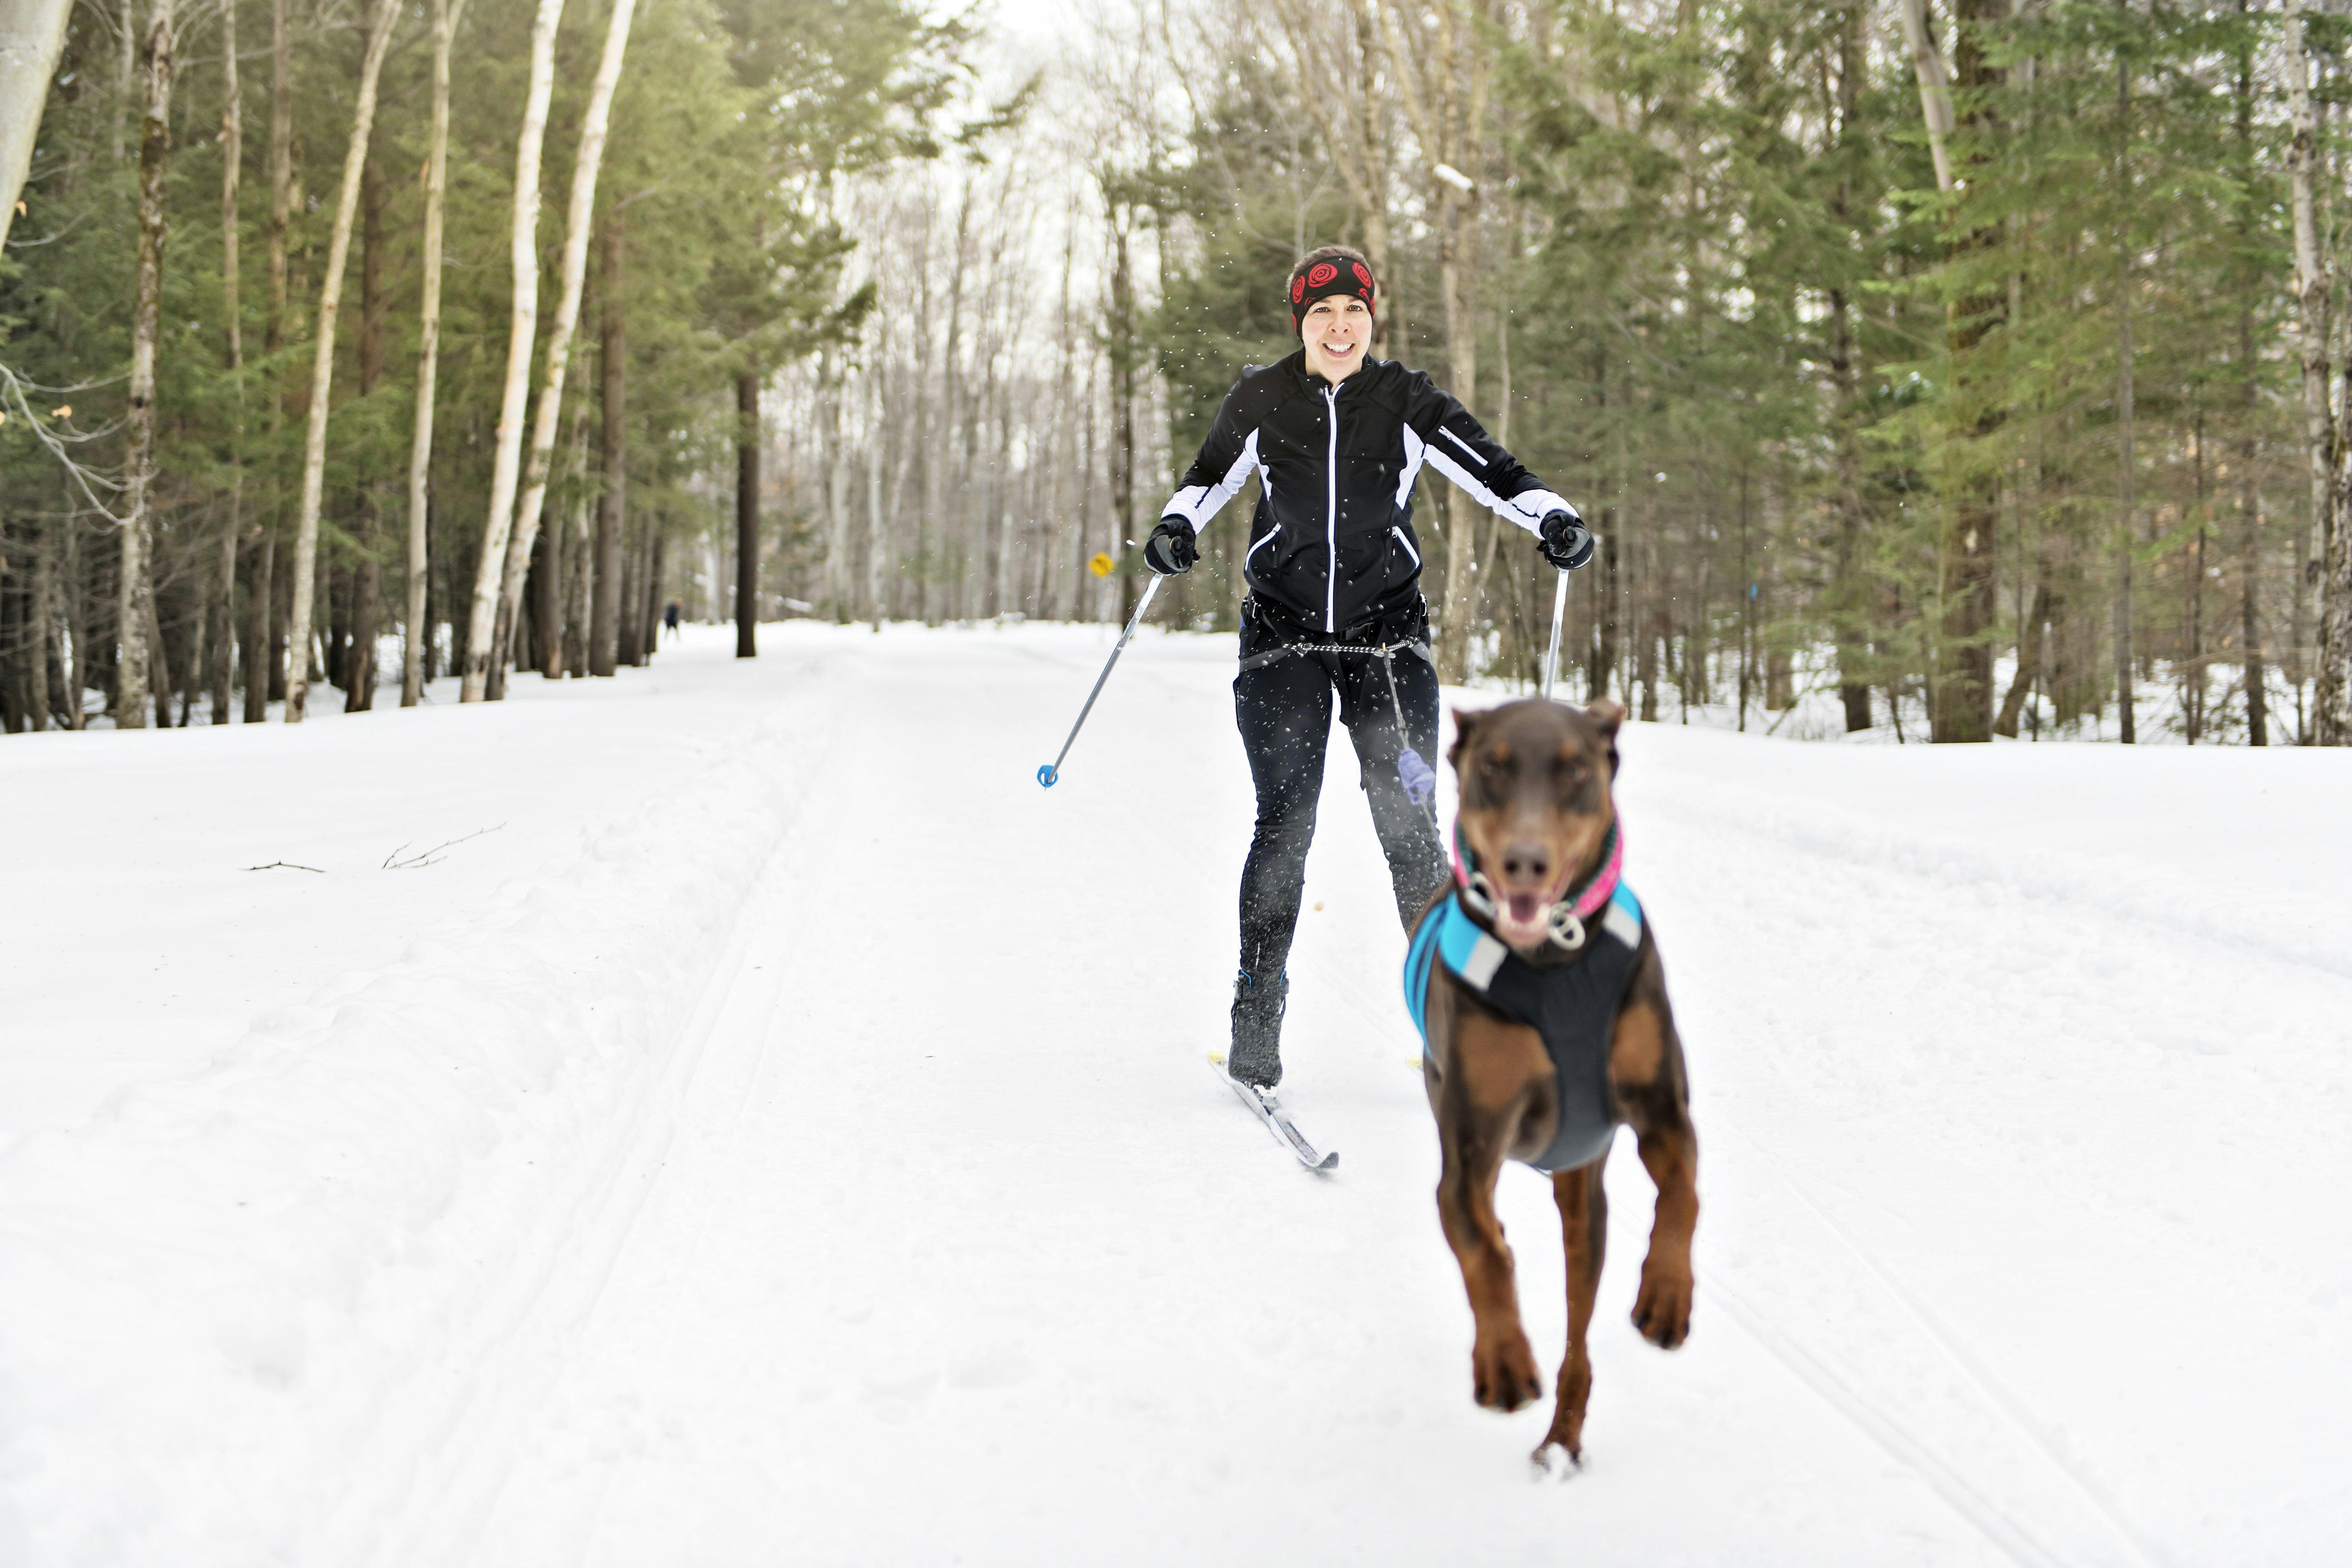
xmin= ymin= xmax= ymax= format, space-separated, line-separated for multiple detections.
xmin=1209 ymin=1052 xmax=1340 ymax=1171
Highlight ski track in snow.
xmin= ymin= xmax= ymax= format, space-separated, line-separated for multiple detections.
xmin=2 ymin=622 xmax=2345 ymax=1567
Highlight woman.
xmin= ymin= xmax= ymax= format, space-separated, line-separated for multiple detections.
xmin=1143 ymin=245 xmax=1595 ymax=1091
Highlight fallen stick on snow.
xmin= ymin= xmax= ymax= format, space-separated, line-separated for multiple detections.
xmin=381 ymin=824 xmax=505 ymax=871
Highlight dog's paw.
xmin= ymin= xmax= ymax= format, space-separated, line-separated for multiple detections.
xmin=1472 ymin=1330 xmax=1543 ymax=1412
xmin=1632 ymin=1256 xmax=1693 ymax=1348
xmin=1530 ymin=1433 xmax=1584 ymax=1477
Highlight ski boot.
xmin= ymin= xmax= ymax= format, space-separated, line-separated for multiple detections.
xmin=1227 ymin=968 xmax=1290 ymax=1091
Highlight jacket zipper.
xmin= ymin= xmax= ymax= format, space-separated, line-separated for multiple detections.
xmin=1322 ymin=383 xmax=1339 ymax=632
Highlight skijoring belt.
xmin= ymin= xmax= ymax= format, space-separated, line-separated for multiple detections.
xmin=1402 ymin=880 xmax=1646 ymax=1174
xmin=1237 ymin=637 xmax=1433 ymax=674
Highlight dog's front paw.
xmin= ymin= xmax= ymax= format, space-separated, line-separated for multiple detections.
xmin=1632 ymin=1254 xmax=1693 ymax=1348
xmin=1533 ymin=1404 xmax=1586 ymax=1471
xmin=1530 ymin=1433 xmax=1584 ymax=1476
xmin=1472 ymin=1329 xmax=1543 ymax=1412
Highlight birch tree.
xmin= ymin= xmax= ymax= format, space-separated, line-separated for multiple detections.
xmin=2282 ymin=0 xmax=2328 ymax=719
xmin=0 ymin=0 xmax=75 ymax=251
xmin=403 ymin=0 xmax=467 ymax=707
xmin=281 ymin=0 xmax=398 ymax=722
xmin=116 ymin=0 xmax=180 ymax=729
xmin=461 ymin=0 xmax=566 ymax=703
xmin=490 ymin=0 xmax=637 ymax=694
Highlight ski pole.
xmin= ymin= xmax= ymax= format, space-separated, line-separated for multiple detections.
xmin=1540 ymin=567 xmax=1570 ymax=701
xmin=1037 ymin=574 xmax=1163 ymax=788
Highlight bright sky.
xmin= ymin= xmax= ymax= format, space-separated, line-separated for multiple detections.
xmin=971 ymin=0 xmax=1093 ymax=50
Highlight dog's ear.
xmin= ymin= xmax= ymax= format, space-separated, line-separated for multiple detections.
xmin=1447 ymin=707 xmax=1481 ymax=772
xmin=1585 ymin=699 xmax=1624 ymax=776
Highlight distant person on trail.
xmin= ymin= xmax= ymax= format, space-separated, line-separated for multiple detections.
xmin=663 ymin=600 xmax=682 ymax=644
xmin=1143 ymin=245 xmax=1595 ymax=1093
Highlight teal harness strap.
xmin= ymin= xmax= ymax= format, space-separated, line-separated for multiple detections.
xmin=1403 ymin=882 xmax=1647 ymax=1173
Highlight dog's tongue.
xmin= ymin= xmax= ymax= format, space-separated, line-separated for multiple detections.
xmin=1507 ymin=892 xmax=1542 ymax=926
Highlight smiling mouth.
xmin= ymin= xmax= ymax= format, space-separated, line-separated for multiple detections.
xmin=1320 ymin=339 xmax=1358 ymax=356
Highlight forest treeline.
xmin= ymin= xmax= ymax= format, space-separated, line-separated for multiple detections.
xmin=0 ymin=0 xmax=965 ymax=728
xmin=5 ymin=0 xmax=2352 ymax=744
xmin=762 ymin=0 xmax=2352 ymax=745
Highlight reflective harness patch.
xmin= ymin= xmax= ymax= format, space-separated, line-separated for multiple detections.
xmin=1403 ymin=880 xmax=1645 ymax=1173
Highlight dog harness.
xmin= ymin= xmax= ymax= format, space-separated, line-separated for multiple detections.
xmin=1402 ymin=822 xmax=1645 ymax=1174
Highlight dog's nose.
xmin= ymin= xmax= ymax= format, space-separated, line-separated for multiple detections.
xmin=1500 ymin=842 xmax=1551 ymax=887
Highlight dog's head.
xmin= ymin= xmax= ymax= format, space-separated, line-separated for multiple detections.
xmin=1447 ymin=699 xmax=1624 ymax=950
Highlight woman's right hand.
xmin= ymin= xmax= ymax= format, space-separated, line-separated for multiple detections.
xmin=1144 ymin=518 xmax=1198 ymax=576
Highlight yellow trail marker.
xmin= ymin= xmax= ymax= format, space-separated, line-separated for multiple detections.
xmin=1088 ymin=551 xmax=1115 ymax=579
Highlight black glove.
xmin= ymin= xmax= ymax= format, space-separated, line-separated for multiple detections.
xmin=1143 ymin=517 xmax=1197 ymax=576
xmin=1539 ymin=509 xmax=1595 ymax=571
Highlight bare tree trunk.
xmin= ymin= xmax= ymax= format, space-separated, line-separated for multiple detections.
xmin=348 ymin=2 xmax=387 ymax=713
xmin=461 ymin=0 xmax=565 ymax=702
xmin=404 ymin=0 xmax=464 ymax=706
xmin=2114 ymin=43 xmax=2136 ymax=744
xmin=1830 ymin=2 xmax=1873 ymax=731
xmin=281 ymin=0 xmax=395 ymax=722
xmin=207 ymin=0 xmax=245 ymax=724
xmin=116 ymin=0 xmax=180 ymax=730
xmin=246 ymin=0 xmax=293 ymax=722
xmin=2241 ymin=325 xmax=2266 ymax=747
xmin=867 ymin=359 xmax=889 ymax=629
xmin=736 ymin=367 xmax=761 ymax=653
xmin=1433 ymin=175 xmax=1479 ymax=677
xmin=494 ymin=0 xmax=636 ymax=689
xmin=2286 ymin=0 xmax=2329 ymax=738
xmin=1897 ymin=0 xmax=1956 ymax=194
xmin=26 ymin=519 xmax=53 ymax=730
xmin=820 ymin=346 xmax=852 ymax=618
xmin=1106 ymin=202 xmax=1136 ymax=624
xmin=2322 ymin=478 xmax=2352 ymax=741
xmin=591 ymin=201 xmax=625 ymax=676
xmin=562 ymin=417 xmax=591 ymax=675
xmin=1932 ymin=0 xmax=2004 ymax=744
xmin=0 ymin=0 xmax=76 ymax=252
xmin=2234 ymin=28 xmax=2264 ymax=747
xmin=64 ymin=513 xmax=87 ymax=727
xmin=642 ymin=528 xmax=665 ymax=663
xmin=145 ymin=597 xmax=172 ymax=729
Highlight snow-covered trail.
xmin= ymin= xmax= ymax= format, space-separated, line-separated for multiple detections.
xmin=5 ymin=624 xmax=2347 ymax=1566
xmin=457 ymin=626 xmax=2346 ymax=1567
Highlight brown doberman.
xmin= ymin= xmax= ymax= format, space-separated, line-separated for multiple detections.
xmin=1407 ymin=697 xmax=1697 ymax=1469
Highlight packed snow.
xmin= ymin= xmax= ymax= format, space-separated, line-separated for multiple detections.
xmin=1 ymin=621 xmax=2346 ymax=1567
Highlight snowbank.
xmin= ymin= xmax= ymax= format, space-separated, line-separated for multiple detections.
xmin=0 ymin=630 xmax=841 ymax=1564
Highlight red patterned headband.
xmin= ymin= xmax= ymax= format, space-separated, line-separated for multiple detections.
xmin=1289 ymin=256 xmax=1377 ymax=333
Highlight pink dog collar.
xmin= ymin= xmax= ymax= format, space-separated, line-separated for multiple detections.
xmin=1451 ymin=816 xmax=1625 ymax=923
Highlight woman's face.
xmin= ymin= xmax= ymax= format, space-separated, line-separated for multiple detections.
xmin=1301 ymin=294 xmax=1372 ymax=384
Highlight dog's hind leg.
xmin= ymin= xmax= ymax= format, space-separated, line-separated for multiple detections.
xmin=1610 ymin=947 xmax=1698 ymax=1351
xmin=1436 ymin=1008 xmax=1550 ymax=1415
xmin=1536 ymin=1157 xmax=1608 ymax=1467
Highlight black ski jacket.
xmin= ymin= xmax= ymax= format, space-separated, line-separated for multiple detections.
xmin=1159 ymin=351 xmax=1576 ymax=636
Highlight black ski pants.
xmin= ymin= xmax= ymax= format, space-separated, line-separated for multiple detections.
xmin=1233 ymin=622 xmax=1446 ymax=984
